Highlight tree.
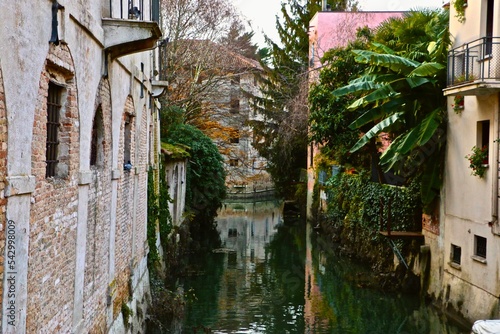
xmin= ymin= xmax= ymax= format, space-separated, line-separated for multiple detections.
xmin=250 ymin=0 xmax=358 ymax=199
xmin=164 ymin=123 xmax=227 ymax=250
xmin=331 ymin=9 xmax=450 ymax=211
xmin=308 ymin=28 xmax=372 ymax=170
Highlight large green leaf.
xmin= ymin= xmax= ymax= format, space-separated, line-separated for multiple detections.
xmin=349 ymin=112 xmax=405 ymax=153
xmin=370 ymin=42 xmax=396 ymax=55
xmin=352 ymin=50 xmax=420 ymax=73
xmin=332 ymin=80 xmax=382 ymax=97
xmin=379 ymin=108 xmax=441 ymax=168
xmin=348 ymin=96 xmax=408 ymax=130
xmin=408 ymin=62 xmax=445 ymax=77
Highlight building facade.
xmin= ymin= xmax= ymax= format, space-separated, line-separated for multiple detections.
xmin=307 ymin=9 xmax=404 ymax=219
xmin=0 ymin=0 xmax=164 ymax=332
xmin=435 ymin=0 xmax=500 ymax=322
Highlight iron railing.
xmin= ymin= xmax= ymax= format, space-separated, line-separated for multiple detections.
xmin=447 ymin=37 xmax=500 ymax=87
xmin=107 ymin=0 xmax=160 ymax=23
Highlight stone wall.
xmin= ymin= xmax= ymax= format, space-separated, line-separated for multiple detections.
xmin=27 ymin=43 xmax=80 ymax=333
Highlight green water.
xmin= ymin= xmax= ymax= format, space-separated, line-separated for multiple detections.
xmin=177 ymin=200 xmax=470 ymax=334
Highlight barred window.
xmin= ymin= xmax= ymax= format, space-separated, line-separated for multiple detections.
xmin=451 ymin=244 xmax=461 ymax=265
xmin=475 ymin=235 xmax=487 ymax=259
xmin=46 ymin=82 xmax=62 ymax=178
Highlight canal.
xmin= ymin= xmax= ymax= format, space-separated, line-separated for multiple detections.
xmin=176 ymin=200 xmax=470 ymax=333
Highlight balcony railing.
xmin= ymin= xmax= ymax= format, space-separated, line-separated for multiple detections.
xmin=107 ymin=0 xmax=160 ymax=23
xmin=447 ymin=37 xmax=500 ymax=87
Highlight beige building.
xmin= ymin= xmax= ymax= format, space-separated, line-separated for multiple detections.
xmin=434 ymin=0 xmax=500 ymax=323
xmin=0 ymin=0 xmax=164 ymax=332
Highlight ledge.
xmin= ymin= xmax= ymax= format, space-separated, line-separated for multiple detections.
xmin=448 ymin=262 xmax=462 ymax=270
xmin=151 ymin=80 xmax=169 ymax=97
xmin=444 ymin=81 xmax=500 ymax=96
xmin=112 ymin=169 xmax=121 ymax=180
xmin=102 ymin=18 xmax=162 ymax=59
xmin=79 ymin=171 xmax=93 ymax=185
xmin=5 ymin=176 xmax=36 ymax=197
xmin=471 ymin=255 xmax=487 ymax=264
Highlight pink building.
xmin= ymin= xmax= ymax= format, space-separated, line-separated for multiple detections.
xmin=306 ymin=10 xmax=404 ymax=219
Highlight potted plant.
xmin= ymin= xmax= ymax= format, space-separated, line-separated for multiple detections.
xmin=452 ymin=95 xmax=464 ymax=114
xmin=465 ymin=145 xmax=488 ymax=178
xmin=454 ymin=0 xmax=467 ymax=23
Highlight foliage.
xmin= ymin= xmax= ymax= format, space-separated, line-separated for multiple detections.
xmin=121 ymin=302 xmax=133 ymax=328
xmin=308 ymin=29 xmax=372 ymax=170
xmin=164 ymin=123 xmax=226 ymax=250
xmin=325 ymin=172 xmax=422 ymax=240
xmin=250 ymin=0 xmax=358 ymax=199
xmin=465 ymin=146 xmax=488 ymax=178
xmin=329 ymin=9 xmax=450 ymax=212
xmin=452 ymin=95 xmax=464 ymax=114
xmin=453 ymin=0 xmax=467 ymax=23
xmin=147 ymin=162 xmax=173 ymax=268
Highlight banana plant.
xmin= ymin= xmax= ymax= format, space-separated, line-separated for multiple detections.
xmin=332 ymin=44 xmax=447 ymax=212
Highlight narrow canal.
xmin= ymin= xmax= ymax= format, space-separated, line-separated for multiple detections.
xmin=176 ymin=200 xmax=470 ymax=333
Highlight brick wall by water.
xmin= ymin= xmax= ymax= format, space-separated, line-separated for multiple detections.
xmin=83 ymin=78 xmax=113 ymax=333
xmin=27 ymin=44 xmax=79 ymax=333
xmin=135 ymin=107 xmax=149 ymax=263
xmin=113 ymin=95 xmax=136 ymax=318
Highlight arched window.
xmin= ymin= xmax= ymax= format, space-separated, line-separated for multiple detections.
xmin=90 ymin=106 xmax=104 ymax=167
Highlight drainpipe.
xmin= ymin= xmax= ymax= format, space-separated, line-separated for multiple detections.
xmin=491 ymin=94 xmax=499 ymax=231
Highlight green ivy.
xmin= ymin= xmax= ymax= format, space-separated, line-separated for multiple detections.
xmin=147 ymin=161 xmax=173 ymax=269
xmin=325 ymin=172 xmax=421 ymax=241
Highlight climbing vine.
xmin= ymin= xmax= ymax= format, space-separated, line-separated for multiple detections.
xmin=147 ymin=160 xmax=173 ymax=269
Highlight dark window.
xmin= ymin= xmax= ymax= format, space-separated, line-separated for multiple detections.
xmin=230 ymin=131 xmax=240 ymax=144
xmin=230 ymin=99 xmax=240 ymax=114
xmin=451 ymin=244 xmax=461 ymax=264
xmin=229 ymin=159 xmax=239 ymax=167
xmin=46 ymin=82 xmax=62 ymax=178
xmin=485 ymin=0 xmax=494 ymax=55
xmin=124 ymin=114 xmax=132 ymax=166
xmin=475 ymin=235 xmax=487 ymax=258
xmin=90 ymin=107 xmax=104 ymax=167
xmin=478 ymin=120 xmax=490 ymax=163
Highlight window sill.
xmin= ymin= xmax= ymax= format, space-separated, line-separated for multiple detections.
xmin=448 ymin=262 xmax=462 ymax=270
xmin=471 ymin=255 xmax=487 ymax=264
xmin=478 ymin=54 xmax=493 ymax=62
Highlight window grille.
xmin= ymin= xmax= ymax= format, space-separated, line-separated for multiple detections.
xmin=451 ymin=244 xmax=461 ymax=265
xmin=475 ymin=235 xmax=487 ymax=259
xmin=46 ymin=83 xmax=62 ymax=178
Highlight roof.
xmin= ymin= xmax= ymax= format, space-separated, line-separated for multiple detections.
xmin=169 ymin=39 xmax=263 ymax=72
xmin=161 ymin=142 xmax=190 ymax=160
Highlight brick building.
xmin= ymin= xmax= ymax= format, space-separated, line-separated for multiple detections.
xmin=0 ymin=0 xmax=164 ymax=332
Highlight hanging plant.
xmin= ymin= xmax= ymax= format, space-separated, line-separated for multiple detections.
xmin=452 ymin=95 xmax=464 ymax=114
xmin=465 ymin=145 xmax=488 ymax=178
xmin=454 ymin=0 xmax=467 ymax=23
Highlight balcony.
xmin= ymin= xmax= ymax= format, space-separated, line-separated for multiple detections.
xmin=444 ymin=37 xmax=500 ymax=96
xmin=102 ymin=0 xmax=161 ymax=59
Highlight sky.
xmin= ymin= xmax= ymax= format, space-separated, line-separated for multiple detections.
xmin=232 ymin=0 xmax=446 ymax=47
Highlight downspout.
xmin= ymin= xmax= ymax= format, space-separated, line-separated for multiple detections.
xmin=491 ymin=93 xmax=499 ymax=232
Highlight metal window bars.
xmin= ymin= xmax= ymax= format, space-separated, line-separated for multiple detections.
xmin=46 ymin=83 xmax=62 ymax=178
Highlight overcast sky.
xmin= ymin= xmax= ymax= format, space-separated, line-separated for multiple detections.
xmin=233 ymin=0 xmax=446 ymax=47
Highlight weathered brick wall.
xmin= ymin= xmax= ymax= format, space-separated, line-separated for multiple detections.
xmin=27 ymin=44 xmax=79 ymax=333
xmin=83 ymin=78 xmax=113 ymax=333
xmin=0 ymin=65 xmax=8 ymax=329
xmin=135 ymin=107 xmax=149 ymax=262
xmin=113 ymin=96 xmax=136 ymax=318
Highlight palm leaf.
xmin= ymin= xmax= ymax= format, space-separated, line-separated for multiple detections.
xmin=348 ymin=96 xmax=408 ymax=130
xmin=408 ymin=62 xmax=445 ymax=77
xmin=349 ymin=112 xmax=405 ymax=153
xmin=352 ymin=50 xmax=420 ymax=73
xmin=332 ymin=80 xmax=382 ymax=97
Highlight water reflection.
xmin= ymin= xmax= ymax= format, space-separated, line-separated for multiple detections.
xmin=179 ymin=200 xmax=469 ymax=334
